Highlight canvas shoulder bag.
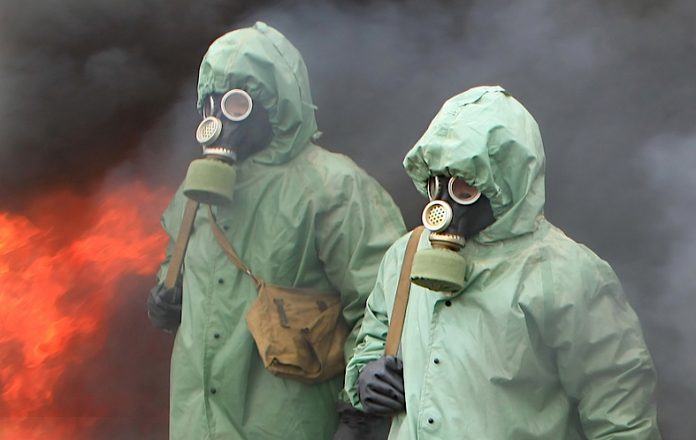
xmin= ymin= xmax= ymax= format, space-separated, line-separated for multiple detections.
xmin=208 ymin=206 xmax=348 ymax=384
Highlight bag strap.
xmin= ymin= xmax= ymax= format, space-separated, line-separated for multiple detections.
xmin=208 ymin=205 xmax=263 ymax=288
xmin=384 ymin=226 xmax=424 ymax=357
xmin=163 ymin=198 xmax=199 ymax=290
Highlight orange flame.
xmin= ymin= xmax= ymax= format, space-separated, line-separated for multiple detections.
xmin=0 ymin=182 xmax=171 ymax=439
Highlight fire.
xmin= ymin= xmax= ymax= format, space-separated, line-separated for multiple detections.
xmin=0 ymin=182 xmax=171 ymax=439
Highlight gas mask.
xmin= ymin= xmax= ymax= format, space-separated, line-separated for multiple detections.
xmin=410 ymin=175 xmax=495 ymax=294
xmin=183 ymin=89 xmax=273 ymax=205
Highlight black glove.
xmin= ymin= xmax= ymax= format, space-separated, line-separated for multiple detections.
xmin=147 ymin=282 xmax=182 ymax=333
xmin=333 ymin=401 xmax=391 ymax=440
xmin=358 ymin=356 xmax=406 ymax=415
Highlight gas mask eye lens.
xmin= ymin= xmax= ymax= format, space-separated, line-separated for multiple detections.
xmin=427 ymin=176 xmax=444 ymax=200
xmin=221 ymin=89 xmax=253 ymax=121
xmin=202 ymin=96 xmax=215 ymax=118
xmin=448 ymin=177 xmax=481 ymax=205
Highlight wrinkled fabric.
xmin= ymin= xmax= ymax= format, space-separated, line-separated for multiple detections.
xmin=158 ymin=22 xmax=405 ymax=440
xmin=345 ymin=86 xmax=660 ymax=439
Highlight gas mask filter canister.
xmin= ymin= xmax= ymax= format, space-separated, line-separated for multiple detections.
xmin=183 ymin=89 xmax=254 ymax=205
xmin=410 ymin=176 xmax=482 ymax=294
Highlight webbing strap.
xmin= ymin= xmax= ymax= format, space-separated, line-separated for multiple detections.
xmin=384 ymin=226 xmax=424 ymax=357
xmin=163 ymin=198 xmax=199 ymax=290
xmin=208 ymin=205 xmax=263 ymax=288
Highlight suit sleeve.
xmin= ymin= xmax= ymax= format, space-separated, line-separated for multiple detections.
xmin=342 ymin=234 xmax=408 ymax=410
xmin=154 ymin=187 xmax=187 ymax=285
xmin=315 ymin=168 xmax=405 ymax=362
xmin=549 ymin=260 xmax=661 ymax=439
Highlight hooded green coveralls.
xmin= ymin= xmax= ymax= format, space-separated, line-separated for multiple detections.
xmin=345 ymin=86 xmax=660 ymax=439
xmin=156 ymin=22 xmax=405 ymax=440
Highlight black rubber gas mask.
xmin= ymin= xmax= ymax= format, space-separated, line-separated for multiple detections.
xmin=183 ymin=89 xmax=273 ymax=205
xmin=410 ymin=175 xmax=495 ymax=294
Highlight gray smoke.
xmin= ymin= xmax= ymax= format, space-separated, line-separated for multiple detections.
xmin=0 ymin=0 xmax=271 ymax=209
xmin=242 ymin=1 xmax=694 ymax=438
xmin=638 ymin=133 xmax=696 ymax=436
xmin=2 ymin=0 xmax=695 ymax=438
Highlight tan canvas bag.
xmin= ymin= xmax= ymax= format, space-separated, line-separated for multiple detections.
xmin=208 ymin=206 xmax=348 ymax=383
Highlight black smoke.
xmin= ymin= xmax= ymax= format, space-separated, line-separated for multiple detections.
xmin=0 ymin=0 xmax=273 ymax=210
xmin=1 ymin=0 xmax=695 ymax=439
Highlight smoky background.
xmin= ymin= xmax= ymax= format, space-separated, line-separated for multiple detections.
xmin=0 ymin=0 xmax=694 ymax=439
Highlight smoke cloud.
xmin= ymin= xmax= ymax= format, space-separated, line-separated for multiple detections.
xmin=638 ymin=133 xmax=696 ymax=436
xmin=249 ymin=2 xmax=696 ymax=438
xmin=0 ymin=0 xmax=270 ymax=210
xmin=1 ymin=0 xmax=695 ymax=438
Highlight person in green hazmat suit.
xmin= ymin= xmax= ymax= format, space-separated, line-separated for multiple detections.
xmin=146 ymin=22 xmax=405 ymax=439
xmin=344 ymin=85 xmax=660 ymax=439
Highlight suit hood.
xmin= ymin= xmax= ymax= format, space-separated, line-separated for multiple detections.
xmin=197 ymin=22 xmax=319 ymax=165
xmin=403 ymin=86 xmax=546 ymax=242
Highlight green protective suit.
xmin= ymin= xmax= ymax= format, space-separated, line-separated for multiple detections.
xmin=345 ymin=86 xmax=660 ymax=439
xmin=157 ymin=22 xmax=406 ymax=440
